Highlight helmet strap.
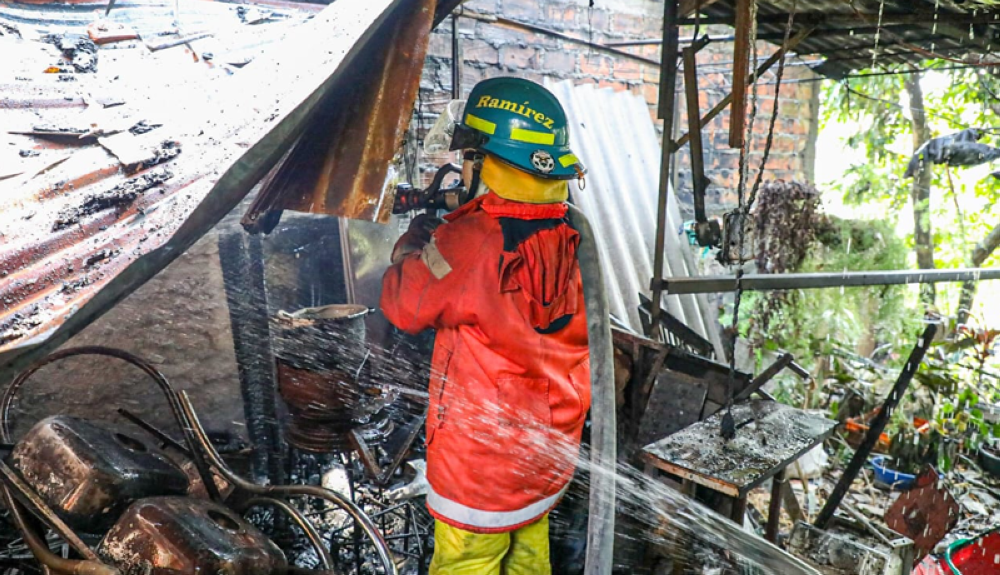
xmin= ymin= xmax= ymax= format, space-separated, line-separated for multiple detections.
xmin=470 ymin=160 xmax=487 ymax=198
xmin=574 ymin=165 xmax=586 ymax=191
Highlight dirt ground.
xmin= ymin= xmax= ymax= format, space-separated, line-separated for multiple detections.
xmin=7 ymin=232 xmax=247 ymax=442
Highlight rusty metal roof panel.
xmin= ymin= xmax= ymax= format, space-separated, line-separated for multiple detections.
xmin=548 ymin=80 xmax=724 ymax=355
xmin=0 ymin=0 xmax=408 ymax=371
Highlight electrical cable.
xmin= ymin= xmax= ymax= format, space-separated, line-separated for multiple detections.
xmin=721 ymin=0 xmax=795 ymax=440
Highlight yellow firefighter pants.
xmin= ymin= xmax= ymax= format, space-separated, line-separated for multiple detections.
xmin=428 ymin=514 xmax=551 ymax=575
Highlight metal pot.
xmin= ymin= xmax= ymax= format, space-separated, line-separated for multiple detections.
xmin=272 ymin=304 xmax=395 ymax=453
xmin=99 ymin=497 xmax=286 ymax=575
xmin=9 ymin=416 xmax=189 ymax=534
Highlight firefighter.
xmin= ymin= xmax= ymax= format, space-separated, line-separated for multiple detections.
xmin=380 ymin=76 xmax=590 ymax=575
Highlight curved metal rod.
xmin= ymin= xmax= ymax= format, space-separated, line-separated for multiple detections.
xmin=242 ymin=497 xmax=334 ymax=570
xmin=0 ymin=485 xmax=118 ymax=575
xmin=176 ymin=392 xmax=398 ymax=575
xmin=0 ymin=346 xmax=221 ymax=501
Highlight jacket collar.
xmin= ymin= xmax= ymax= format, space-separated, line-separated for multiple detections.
xmin=445 ymin=192 xmax=567 ymax=222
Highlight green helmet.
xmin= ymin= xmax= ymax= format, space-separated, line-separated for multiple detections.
xmin=449 ymin=77 xmax=586 ymax=180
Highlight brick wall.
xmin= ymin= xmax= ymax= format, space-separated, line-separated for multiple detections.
xmin=416 ymin=6 xmax=819 ymax=220
xmin=671 ymin=25 xmax=819 ymax=219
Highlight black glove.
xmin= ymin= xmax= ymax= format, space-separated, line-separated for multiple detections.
xmin=391 ymin=214 xmax=445 ymax=263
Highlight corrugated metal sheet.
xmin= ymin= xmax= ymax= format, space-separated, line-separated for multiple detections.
xmin=549 ymin=80 xmax=723 ymax=355
xmin=0 ymin=0 xmax=410 ymax=372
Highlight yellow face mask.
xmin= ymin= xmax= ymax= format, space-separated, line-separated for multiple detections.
xmin=479 ymin=155 xmax=569 ymax=204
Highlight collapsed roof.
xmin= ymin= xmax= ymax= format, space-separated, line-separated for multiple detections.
xmin=0 ymin=0 xmax=454 ymax=374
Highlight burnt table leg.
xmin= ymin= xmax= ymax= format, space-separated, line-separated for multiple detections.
xmin=765 ymin=470 xmax=785 ymax=542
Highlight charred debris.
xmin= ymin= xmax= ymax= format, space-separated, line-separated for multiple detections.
xmin=5 ymin=0 xmax=1000 ymax=574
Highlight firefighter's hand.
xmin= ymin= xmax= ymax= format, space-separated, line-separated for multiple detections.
xmin=391 ymin=214 xmax=444 ymax=263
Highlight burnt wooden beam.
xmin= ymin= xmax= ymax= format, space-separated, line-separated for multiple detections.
xmin=683 ymin=45 xmax=710 ymax=222
xmin=734 ymin=353 xmax=794 ymax=403
xmin=673 ymin=25 xmax=814 ymax=151
xmin=729 ymin=0 xmax=752 ymax=148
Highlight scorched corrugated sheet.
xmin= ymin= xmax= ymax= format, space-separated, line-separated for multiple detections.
xmin=0 ymin=0 xmax=405 ymax=372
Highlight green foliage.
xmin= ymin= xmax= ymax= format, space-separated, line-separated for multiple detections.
xmin=749 ymin=215 xmax=917 ymax=362
xmin=821 ymin=64 xmax=1000 ymax=283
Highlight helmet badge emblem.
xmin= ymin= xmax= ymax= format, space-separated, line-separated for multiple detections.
xmin=530 ymin=150 xmax=555 ymax=174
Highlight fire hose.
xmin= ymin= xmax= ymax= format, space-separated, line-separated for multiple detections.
xmin=568 ymin=206 xmax=616 ymax=575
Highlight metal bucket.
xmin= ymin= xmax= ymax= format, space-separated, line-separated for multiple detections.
xmin=272 ymin=304 xmax=395 ymax=453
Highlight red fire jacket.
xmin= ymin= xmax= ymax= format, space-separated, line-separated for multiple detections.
xmin=380 ymin=192 xmax=591 ymax=533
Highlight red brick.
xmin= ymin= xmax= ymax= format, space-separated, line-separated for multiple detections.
xmin=465 ymin=0 xmax=500 ymax=12
xmin=502 ymin=0 xmax=543 ymax=21
xmin=460 ymin=63 xmax=487 ymax=93
xmin=613 ymin=58 xmax=641 ymax=81
xmin=642 ymin=82 xmax=659 ymax=106
xmin=640 ymin=63 xmax=660 ymax=83
xmin=476 ymin=21 xmax=525 ymax=46
xmin=463 ymin=43 xmax=500 ymax=65
xmin=500 ymin=44 xmax=538 ymax=69
xmin=642 ymin=15 xmax=663 ymax=36
xmin=579 ymin=54 xmax=612 ymax=76
xmin=545 ymin=4 xmax=579 ymax=26
xmin=427 ymin=31 xmax=451 ymax=58
xmin=598 ymin=79 xmax=628 ymax=91
xmin=612 ymin=13 xmax=643 ymax=34
xmin=641 ymin=44 xmax=660 ymax=59
xmin=542 ymin=49 xmax=576 ymax=73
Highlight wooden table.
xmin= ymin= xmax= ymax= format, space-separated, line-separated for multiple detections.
xmin=641 ymin=399 xmax=836 ymax=540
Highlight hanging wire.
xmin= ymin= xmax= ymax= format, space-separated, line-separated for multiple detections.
xmin=849 ymin=3 xmax=1000 ymax=67
xmin=693 ymin=0 xmax=702 ymax=42
xmin=721 ymin=0 xmax=799 ymax=439
xmin=722 ymin=0 xmax=763 ymax=437
xmin=871 ymin=0 xmax=885 ymax=68
xmin=749 ymin=0 xmax=796 ymax=206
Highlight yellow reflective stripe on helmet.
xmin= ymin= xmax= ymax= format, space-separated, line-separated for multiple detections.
xmin=510 ymin=127 xmax=556 ymax=145
xmin=464 ymin=114 xmax=496 ymax=135
xmin=558 ymin=153 xmax=579 ymax=167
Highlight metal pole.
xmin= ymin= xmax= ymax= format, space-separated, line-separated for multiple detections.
xmin=648 ymin=0 xmax=680 ymax=338
xmin=451 ymin=13 xmax=461 ymax=99
xmin=656 ymin=267 xmax=1000 ymax=295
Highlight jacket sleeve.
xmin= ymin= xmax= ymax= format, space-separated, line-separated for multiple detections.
xmin=380 ymin=218 xmax=488 ymax=334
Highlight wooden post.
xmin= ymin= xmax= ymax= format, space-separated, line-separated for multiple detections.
xmin=728 ymin=0 xmax=752 ymax=148
xmin=683 ymin=45 xmax=709 ymax=223
xmin=648 ymin=0 xmax=680 ymax=337
xmin=765 ymin=470 xmax=784 ymax=542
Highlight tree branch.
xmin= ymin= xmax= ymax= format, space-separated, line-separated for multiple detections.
xmin=905 ymin=73 xmax=936 ymax=308
xmin=956 ymin=221 xmax=1000 ymax=324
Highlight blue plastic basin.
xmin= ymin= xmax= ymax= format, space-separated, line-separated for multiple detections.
xmin=870 ymin=455 xmax=916 ymax=490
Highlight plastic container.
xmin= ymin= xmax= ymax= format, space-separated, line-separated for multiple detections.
xmin=870 ymin=455 xmax=917 ymax=490
xmin=845 ymin=409 xmax=929 ymax=454
xmin=976 ymin=402 xmax=1000 ymax=424
xmin=979 ymin=440 xmax=1000 ymax=478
